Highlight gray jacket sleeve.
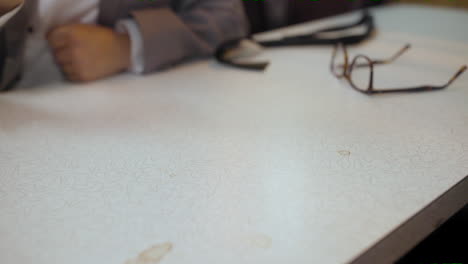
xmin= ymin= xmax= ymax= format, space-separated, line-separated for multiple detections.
xmin=130 ymin=0 xmax=249 ymax=73
xmin=0 ymin=1 xmax=30 ymax=91
xmin=0 ymin=3 xmax=23 ymax=27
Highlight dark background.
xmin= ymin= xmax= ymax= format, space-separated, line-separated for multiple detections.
xmin=242 ymin=0 xmax=389 ymax=33
xmin=397 ymin=204 xmax=468 ymax=264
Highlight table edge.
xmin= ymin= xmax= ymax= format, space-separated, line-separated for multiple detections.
xmin=349 ymin=174 xmax=468 ymax=264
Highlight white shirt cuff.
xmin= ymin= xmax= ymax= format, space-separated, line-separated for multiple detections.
xmin=0 ymin=2 xmax=23 ymax=27
xmin=115 ymin=19 xmax=145 ymax=74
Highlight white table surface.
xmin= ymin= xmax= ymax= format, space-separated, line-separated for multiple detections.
xmin=1 ymin=4 xmax=468 ymax=264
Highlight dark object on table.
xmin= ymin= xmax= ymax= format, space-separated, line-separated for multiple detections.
xmin=242 ymin=0 xmax=388 ymax=34
xmin=216 ymin=11 xmax=375 ymax=71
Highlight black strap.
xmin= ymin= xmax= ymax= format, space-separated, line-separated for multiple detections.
xmin=214 ymin=38 xmax=270 ymax=71
xmin=0 ymin=27 xmax=7 ymax=91
xmin=215 ymin=11 xmax=375 ymax=71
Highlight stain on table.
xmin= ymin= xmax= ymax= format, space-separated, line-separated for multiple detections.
xmin=338 ymin=150 xmax=351 ymax=156
xmin=125 ymin=242 xmax=173 ymax=264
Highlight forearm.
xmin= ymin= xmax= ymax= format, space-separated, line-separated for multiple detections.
xmin=131 ymin=0 xmax=249 ymax=73
xmin=0 ymin=0 xmax=22 ymax=15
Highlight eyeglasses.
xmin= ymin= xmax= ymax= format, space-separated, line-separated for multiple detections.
xmin=330 ymin=43 xmax=467 ymax=95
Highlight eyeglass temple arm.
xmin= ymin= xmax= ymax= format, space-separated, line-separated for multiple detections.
xmin=337 ymin=44 xmax=411 ymax=70
xmin=369 ymin=65 xmax=467 ymax=94
xmin=373 ymin=44 xmax=411 ymax=65
xmin=444 ymin=65 xmax=467 ymax=87
xmin=353 ymin=44 xmax=411 ymax=68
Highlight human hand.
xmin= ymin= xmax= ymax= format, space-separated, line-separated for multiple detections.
xmin=47 ymin=24 xmax=131 ymax=83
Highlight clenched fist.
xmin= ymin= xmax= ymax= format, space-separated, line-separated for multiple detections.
xmin=0 ymin=0 xmax=22 ymax=14
xmin=47 ymin=24 xmax=131 ymax=82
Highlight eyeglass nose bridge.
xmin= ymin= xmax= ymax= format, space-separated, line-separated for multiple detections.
xmin=330 ymin=43 xmax=350 ymax=78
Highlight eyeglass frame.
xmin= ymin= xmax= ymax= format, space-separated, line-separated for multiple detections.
xmin=330 ymin=43 xmax=467 ymax=95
